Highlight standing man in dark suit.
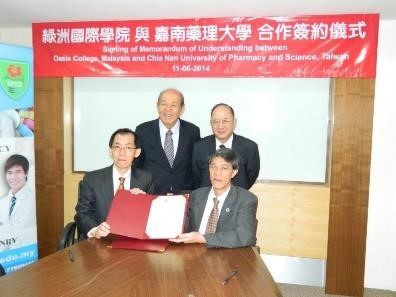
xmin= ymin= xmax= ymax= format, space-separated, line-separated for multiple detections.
xmin=192 ymin=103 xmax=260 ymax=189
xmin=75 ymin=128 xmax=155 ymax=239
xmin=170 ymin=148 xmax=258 ymax=248
xmin=135 ymin=88 xmax=201 ymax=194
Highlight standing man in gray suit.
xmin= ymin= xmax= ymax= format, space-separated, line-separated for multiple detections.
xmin=170 ymin=148 xmax=258 ymax=248
xmin=75 ymin=128 xmax=155 ymax=239
xmin=192 ymin=103 xmax=260 ymax=190
xmin=135 ymin=88 xmax=200 ymax=194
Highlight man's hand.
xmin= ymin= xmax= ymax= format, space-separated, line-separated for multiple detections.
xmin=130 ymin=188 xmax=146 ymax=195
xmin=169 ymin=232 xmax=207 ymax=244
xmin=93 ymin=222 xmax=111 ymax=239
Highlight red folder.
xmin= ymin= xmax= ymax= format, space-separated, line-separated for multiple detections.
xmin=106 ymin=190 xmax=188 ymax=240
xmin=111 ymin=236 xmax=170 ymax=252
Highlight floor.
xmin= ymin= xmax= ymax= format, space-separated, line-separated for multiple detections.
xmin=278 ymin=283 xmax=396 ymax=297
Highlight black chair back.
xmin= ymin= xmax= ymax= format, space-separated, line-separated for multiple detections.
xmin=57 ymin=221 xmax=77 ymax=250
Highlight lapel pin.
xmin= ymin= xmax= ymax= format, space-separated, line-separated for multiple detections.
xmin=226 ymin=208 xmax=230 ymax=213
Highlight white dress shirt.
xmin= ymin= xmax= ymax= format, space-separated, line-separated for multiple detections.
xmin=112 ymin=166 xmax=131 ymax=194
xmin=199 ymin=186 xmax=231 ymax=234
xmin=215 ymin=134 xmax=233 ymax=150
xmin=159 ymin=119 xmax=180 ymax=157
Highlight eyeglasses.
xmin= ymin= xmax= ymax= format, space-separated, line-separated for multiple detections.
xmin=211 ymin=119 xmax=233 ymax=126
xmin=209 ymin=164 xmax=233 ymax=172
xmin=111 ymin=145 xmax=137 ymax=152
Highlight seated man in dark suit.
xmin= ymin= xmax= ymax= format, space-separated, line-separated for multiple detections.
xmin=192 ymin=103 xmax=260 ymax=190
xmin=170 ymin=148 xmax=258 ymax=248
xmin=134 ymin=88 xmax=200 ymax=194
xmin=75 ymin=128 xmax=155 ymax=239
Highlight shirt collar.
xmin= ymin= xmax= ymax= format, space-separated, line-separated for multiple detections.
xmin=8 ymin=184 xmax=29 ymax=199
xmin=215 ymin=134 xmax=233 ymax=149
xmin=112 ymin=165 xmax=131 ymax=180
xmin=159 ymin=118 xmax=180 ymax=134
xmin=209 ymin=185 xmax=231 ymax=203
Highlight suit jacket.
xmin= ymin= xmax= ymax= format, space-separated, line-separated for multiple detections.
xmin=186 ymin=185 xmax=258 ymax=248
xmin=74 ymin=165 xmax=155 ymax=238
xmin=134 ymin=118 xmax=200 ymax=194
xmin=192 ymin=134 xmax=260 ymax=189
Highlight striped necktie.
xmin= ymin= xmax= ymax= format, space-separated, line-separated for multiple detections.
xmin=205 ymin=197 xmax=220 ymax=234
xmin=9 ymin=196 xmax=16 ymax=218
xmin=164 ymin=129 xmax=174 ymax=167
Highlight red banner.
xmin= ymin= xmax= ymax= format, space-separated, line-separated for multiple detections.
xmin=32 ymin=14 xmax=379 ymax=78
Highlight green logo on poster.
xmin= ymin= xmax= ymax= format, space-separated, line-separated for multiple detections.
xmin=0 ymin=60 xmax=30 ymax=100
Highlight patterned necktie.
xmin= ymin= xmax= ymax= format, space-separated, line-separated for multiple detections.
xmin=164 ymin=129 xmax=174 ymax=167
xmin=118 ymin=177 xmax=125 ymax=190
xmin=205 ymin=197 xmax=220 ymax=234
xmin=9 ymin=196 xmax=16 ymax=218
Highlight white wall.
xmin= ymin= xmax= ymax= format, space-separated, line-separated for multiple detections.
xmin=365 ymin=20 xmax=396 ymax=291
xmin=1 ymin=21 xmax=395 ymax=291
xmin=0 ymin=28 xmax=32 ymax=47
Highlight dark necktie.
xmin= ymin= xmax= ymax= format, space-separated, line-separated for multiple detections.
xmin=205 ymin=197 xmax=220 ymax=234
xmin=164 ymin=130 xmax=174 ymax=167
xmin=118 ymin=177 xmax=125 ymax=190
xmin=9 ymin=196 xmax=16 ymax=218
xmin=219 ymin=144 xmax=226 ymax=149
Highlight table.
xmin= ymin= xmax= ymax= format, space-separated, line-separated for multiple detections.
xmin=0 ymin=238 xmax=283 ymax=297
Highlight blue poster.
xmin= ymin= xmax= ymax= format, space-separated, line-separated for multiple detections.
xmin=0 ymin=43 xmax=36 ymax=274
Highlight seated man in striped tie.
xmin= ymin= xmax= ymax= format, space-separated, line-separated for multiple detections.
xmin=75 ymin=128 xmax=155 ymax=239
xmin=170 ymin=148 xmax=258 ymax=248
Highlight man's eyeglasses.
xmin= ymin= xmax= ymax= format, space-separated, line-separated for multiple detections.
xmin=211 ymin=119 xmax=233 ymax=126
xmin=209 ymin=164 xmax=233 ymax=172
xmin=111 ymin=145 xmax=136 ymax=152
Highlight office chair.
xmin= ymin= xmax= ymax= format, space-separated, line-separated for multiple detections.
xmin=57 ymin=221 xmax=79 ymax=250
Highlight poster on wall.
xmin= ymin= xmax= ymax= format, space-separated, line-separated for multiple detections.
xmin=0 ymin=43 xmax=37 ymax=274
xmin=32 ymin=14 xmax=379 ymax=78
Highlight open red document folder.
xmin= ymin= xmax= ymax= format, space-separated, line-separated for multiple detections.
xmin=106 ymin=190 xmax=188 ymax=240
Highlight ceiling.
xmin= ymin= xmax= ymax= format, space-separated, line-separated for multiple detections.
xmin=1 ymin=0 xmax=395 ymax=28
